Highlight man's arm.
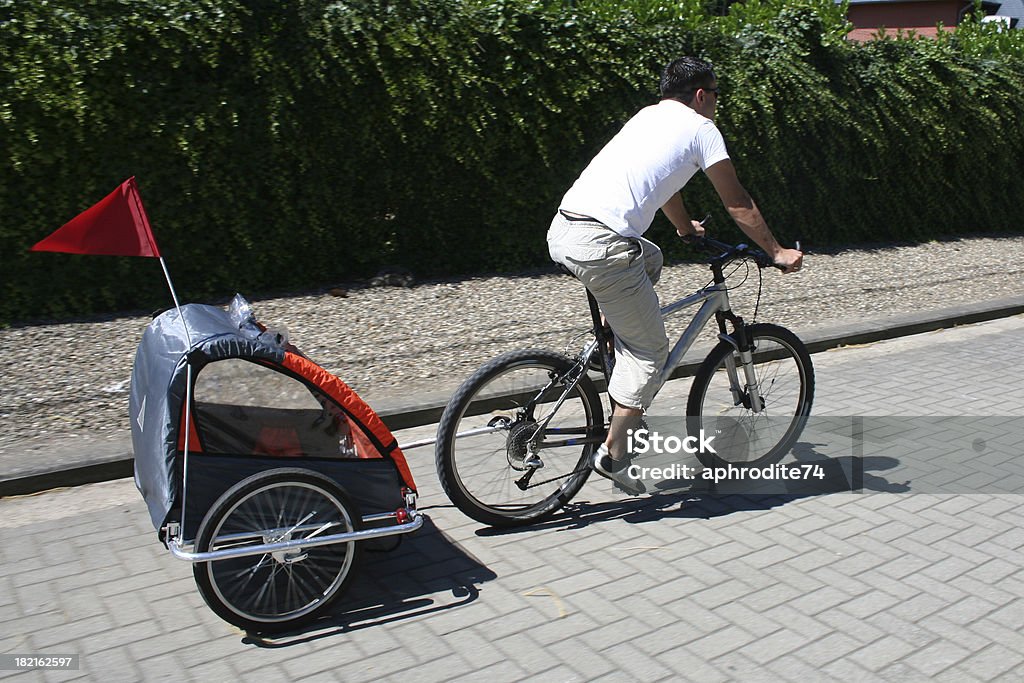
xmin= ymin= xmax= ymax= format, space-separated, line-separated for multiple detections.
xmin=704 ymin=159 xmax=802 ymax=273
xmin=661 ymin=193 xmax=705 ymax=239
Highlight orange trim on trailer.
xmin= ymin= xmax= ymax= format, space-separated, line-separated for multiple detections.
xmin=177 ymin=406 xmax=203 ymax=453
xmin=281 ymin=351 xmax=417 ymax=491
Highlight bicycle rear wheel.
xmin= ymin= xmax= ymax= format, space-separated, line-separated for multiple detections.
xmin=686 ymin=323 xmax=814 ymax=468
xmin=435 ymin=349 xmax=603 ymax=527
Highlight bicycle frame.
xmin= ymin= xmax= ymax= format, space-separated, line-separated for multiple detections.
xmin=524 ymin=276 xmax=758 ymax=458
xmin=494 ymin=274 xmax=759 ymax=492
xmin=439 ymin=254 xmax=767 ymax=457
xmin=588 ymin=274 xmax=764 ymax=416
xmin=658 ymin=283 xmax=729 ymax=386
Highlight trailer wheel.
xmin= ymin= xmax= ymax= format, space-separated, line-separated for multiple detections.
xmin=192 ymin=468 xmax=360 ymax=633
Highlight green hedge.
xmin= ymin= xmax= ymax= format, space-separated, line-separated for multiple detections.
xmin=2 ymin=0 xmax=1023 ymax=322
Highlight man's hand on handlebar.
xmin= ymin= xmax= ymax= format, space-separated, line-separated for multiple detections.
xmin=679 ymin=227 xmax=805 ymax=274
xmin=678 ymin=219 xmax=706 ymax=240
xmin=773 ymin=247 xmax=803 ymax=274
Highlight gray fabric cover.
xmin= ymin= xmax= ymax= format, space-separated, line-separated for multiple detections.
xmin=130 ymin=304 xmax=285 ymax=530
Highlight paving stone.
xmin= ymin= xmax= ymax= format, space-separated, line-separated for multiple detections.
xmin=74 ymin=619 xmax=163 ymax=656
xmin=637 ymin=617 xmax=723 ymax=659
xmin=735 ymin=628 xmax=809 ymax=666
xmin=929 ymin=665 xmax=987 ymax=683
xmin=818 ymin=656 xmax=881 ymax=682
xmin=900 ymin=571 xmax=970 ymax=606
xmin=937 ymin=596 xmax=1001 ymax=627
xmin=612 ymin=594 xmax=680 ymax=631
xmin=78 ymin=646 xmax=142 ymax=681
xmin=651 ymin=647 xmax=730 ymax=682
xmin=520 ymin=608 xmax=601 ymax=647
xmin=921 ymin=555 xmax=984 ymax=583
xmin=683 ymin=625 xmax=758 ymax=663
xmin=847 ymin=634 xmax=919 ymax=674
xmin=785 ymin=585 xmax=856 ymax=617
xmin=903 ymin=639 xmax=973 ymax=678
xmin=793 ymin=631 xmax=863 ymax=668
xmin=987 ymin=599 xmax=1024 ymax=632
xmin=573 ymin=617 xmax=655 ymax=653
xmin=889 ymin=592 xmax=954 ymax=623
xmin=817 ymin=608 xmax=887 ymax=646
xmin=547 ymin=637 xmax=618 ymax=681
xmin=963 ymin=619 xmax=1024 ymax=659
xmin=493 ymin=632 xmax=563 ymax=676
xmin=958 ymin=642 xmax=1024 ymax=681
xmin=766 ymin=649 xmax=833 ymax=682
xmin=863 ymin=612 xmax=938 ymax=651
xmin=915 ymin=614 xmax=995 ymax=655
xmin=738 ymin=583 xmax=805 ymax=613
xmin=29 ymin=615 xmax=116 ymax=651
xmin=964 ymin=557 xmax=1019 ymax=585
xmin=602 ymin=640 xmax=674 ymax=680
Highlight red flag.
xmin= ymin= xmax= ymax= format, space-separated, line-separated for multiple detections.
xmin=31 ymin=177 xmax=161 ymax=257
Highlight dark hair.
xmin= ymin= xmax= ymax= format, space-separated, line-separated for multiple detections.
xmin=660 ymin=57 xmax=716 ymax=102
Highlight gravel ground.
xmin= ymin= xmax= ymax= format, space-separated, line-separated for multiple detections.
xmin=2 ymin=234 xmax=1023 ymax=452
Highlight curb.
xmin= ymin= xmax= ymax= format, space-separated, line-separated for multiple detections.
xmin=2 ymin=296 xmax=1021 ymax=498
xmin=0 ymin=459 xmax=135 ymax=499
xmin=796 ymin=295 xmax=1024 ymax=354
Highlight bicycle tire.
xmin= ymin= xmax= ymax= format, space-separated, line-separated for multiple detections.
xmin=686 ymin=323 xmax=814 ymax=469
xmin=193 ymin=468 xmax=360 ymax=633
xmin=435 ymin=349 xmax=603 ymax=527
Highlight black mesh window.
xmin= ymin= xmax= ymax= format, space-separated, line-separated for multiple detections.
xmin=192 ymin=359 xmax=360 ymax=458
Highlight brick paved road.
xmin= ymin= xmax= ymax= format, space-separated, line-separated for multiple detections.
xmin=2 ymin=315 xmax=1024 ymax=682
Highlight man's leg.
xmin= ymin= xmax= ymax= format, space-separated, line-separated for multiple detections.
xmin=547 ymin=218 xmax=667 ymax=481
xmin=606 ymin=405 xmax=642 ymax=459
xmin=604 ymin=235 xmax=666 ymax=460
xmin=581 ymin=243 xmax=667 ymax=495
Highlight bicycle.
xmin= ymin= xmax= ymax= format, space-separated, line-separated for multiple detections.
xmin=434 ymin=234 xmax=815 ymax=527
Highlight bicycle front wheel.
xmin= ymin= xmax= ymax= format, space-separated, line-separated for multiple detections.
xmin=435 ymin=349 xmax=603 ymax=527
xmin=686 ymin=323 xmax=814 ymax=468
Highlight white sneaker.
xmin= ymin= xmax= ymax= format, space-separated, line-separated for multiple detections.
xmin=591 ymin=444 xmax=645 ymax=495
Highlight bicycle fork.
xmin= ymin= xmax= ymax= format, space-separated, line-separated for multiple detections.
xmin=719 ymin=314 xmax=765 ymax=413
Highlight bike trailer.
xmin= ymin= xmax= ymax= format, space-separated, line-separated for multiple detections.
xmin=130 ymin=295 xmax=422 ymax=632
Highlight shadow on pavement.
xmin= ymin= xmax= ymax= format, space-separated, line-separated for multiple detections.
xmin=477 ymin=442 xmax=910 ymax=537
xmin=243 ymin=515 xmax=496 ymax=647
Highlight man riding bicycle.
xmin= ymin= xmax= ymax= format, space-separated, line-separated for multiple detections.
xmin=547 ymin=56 xmax=803 ymax=494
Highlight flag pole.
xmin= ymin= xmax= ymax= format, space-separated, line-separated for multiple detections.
xmin=158 ymin=256 xmax=184 ymax=319
xmin=123 ymin=180 xmax=191 ymax=347
xmin=145 ymin=199 xmax=193 ymax=545
xmin=157 ymin=256 xmax=192 ymax=347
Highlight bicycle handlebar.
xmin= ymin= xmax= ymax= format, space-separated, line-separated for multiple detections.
xmin=681 ymin=234 xmax=785 ymax=271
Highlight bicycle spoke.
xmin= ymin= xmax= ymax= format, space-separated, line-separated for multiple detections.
xmin=198 ymin=475 xmax=358 ymax=628
xmin=437 ymin=351 xmax=600 ymax=525
xmin=689 ymin=326 xmax=812 ymax=467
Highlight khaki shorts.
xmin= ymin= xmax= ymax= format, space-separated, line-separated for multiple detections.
xmin=547 ymin=213 xmax=668 ymax=410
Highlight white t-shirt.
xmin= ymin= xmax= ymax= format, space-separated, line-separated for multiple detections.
xmin=559 ymin=99 xmax=730 ymax=239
